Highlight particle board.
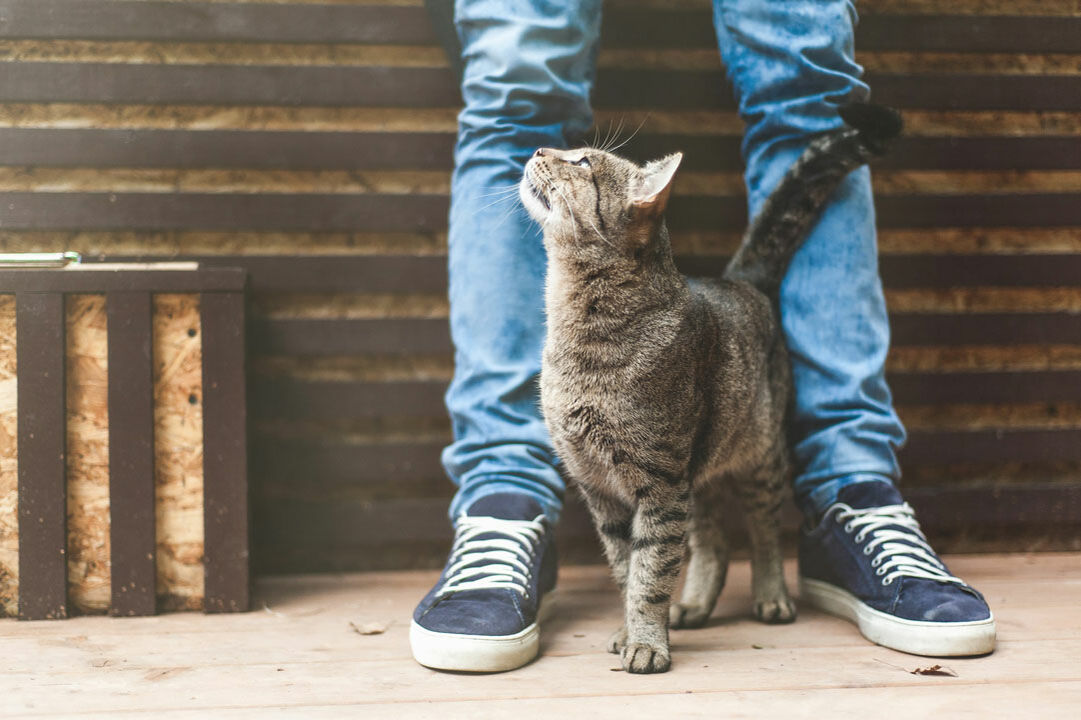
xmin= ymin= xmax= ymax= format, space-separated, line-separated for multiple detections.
xmin=153 ymin=293 xmax=205 ymax=611
xmin=64 ymin=294 xmax=110 ymax=614
xmin=0 ymin=295 xmax=17 ymax=616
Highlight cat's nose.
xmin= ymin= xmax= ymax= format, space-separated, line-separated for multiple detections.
xmin=533 ymin=148 xmax=550 ymax=158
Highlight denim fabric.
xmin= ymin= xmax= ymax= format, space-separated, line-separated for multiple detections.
xmin=443 ymin=0 xmax=906 ymax=524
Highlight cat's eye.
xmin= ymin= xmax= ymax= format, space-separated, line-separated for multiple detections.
xmin=572 ymin=157 xmax=591 ymax=168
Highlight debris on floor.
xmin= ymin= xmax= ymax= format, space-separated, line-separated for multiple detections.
xmin=350 ymin=620 xmax=389 ymax=635
xmin=910 ymin=664 xmax=958 ymax=677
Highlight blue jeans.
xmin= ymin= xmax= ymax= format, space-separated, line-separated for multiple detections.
xmin=442 ymin=0 xmax=906 ymax=523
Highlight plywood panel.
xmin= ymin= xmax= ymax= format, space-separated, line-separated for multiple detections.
xmin=0 ymin=295 xmax=17 ymax=617
xmin=64 ymin=294 xmax=110 ymax=614
xmin=153 ymin=294 xmax=204 ymax=611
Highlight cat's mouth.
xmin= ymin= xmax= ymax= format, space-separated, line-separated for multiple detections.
xmin=524 ymin=175 xmax=551 ymax=211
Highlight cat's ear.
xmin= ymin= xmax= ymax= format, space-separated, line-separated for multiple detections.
xmin=629 ymin=152 xmax=682 ymax=219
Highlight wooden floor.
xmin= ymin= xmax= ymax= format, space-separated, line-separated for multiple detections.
xmin=3 ymin=554 xmax=1081 ymax=719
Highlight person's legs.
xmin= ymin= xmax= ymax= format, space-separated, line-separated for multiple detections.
xmin=713 ymin=0 xmax=904 ymax=518
xmin=411 ymin=0 xmax=601 ymax=671
xmin=714 ymin=0 xmax=995 ymax=656
xmin=442 ymin=0 xmax=602 ymax=525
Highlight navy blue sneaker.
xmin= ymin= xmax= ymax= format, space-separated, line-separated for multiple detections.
xmin=410 ymin=493 xmax=557 ymax=671
xmin=799 ymin=482 xmax=995 ymax=656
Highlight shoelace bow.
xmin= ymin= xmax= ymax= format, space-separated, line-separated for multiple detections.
xmin=834 ymin=502 xmax=966 ymax=588
xmin=436 ymin=515 xmax=546 ymax=599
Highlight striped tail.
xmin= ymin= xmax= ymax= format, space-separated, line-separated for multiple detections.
xmin=724 ymin=103 xmax=903 ymax=299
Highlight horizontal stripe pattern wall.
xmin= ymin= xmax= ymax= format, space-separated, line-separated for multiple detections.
xmin=1 ymin=0 xmax=1080 ymax=572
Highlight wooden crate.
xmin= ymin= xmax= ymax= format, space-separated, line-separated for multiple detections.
xmin=0 ymin=262 xmax=248 ymax=619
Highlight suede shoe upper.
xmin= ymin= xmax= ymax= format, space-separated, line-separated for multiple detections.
xmin=800 ymin=482 xmax=991 ymax=623
xmin=413 ymin=493 xmax=557 ymax=637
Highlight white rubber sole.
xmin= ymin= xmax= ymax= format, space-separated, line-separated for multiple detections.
xmin=410 ymin=591 xmax=556 ymax=672
xmin=800 ymin=577 xmax=996 ymax=657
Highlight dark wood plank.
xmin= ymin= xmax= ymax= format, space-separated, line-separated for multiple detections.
xmin=889 ymin=370 xmax=1081 ymax=405
xmin=248 ymin=314 xmax=1081 ymax=358
xmin=14 ymin=292 xmax=67 ymax=620
xmin=252 ymin=440 xmax=448 ymax=496
xmin=251 ymin=482 xmax=1081 ymax=573
xmin=891 ymin=313 xmax=1081 ymax=347
xmin=211 ymin=256 xmax=447 ymax=294
xmin=0 ymin=63 xmax=460 ymax=107
xmin=178 ymin=253 xmax=1081 ymax=294
xmin=8 ymin=191 xmax=1081 ymax=233
xmin=601 ymin=9 xmax=1081 ymax=53
xmin=0 ymin=129 xmax=456 ymax=171
xmin=879 ymin=254 xmax=1081 ymax=288
xmin=250 ymin=317 xmax=451 ymax=356
xmin=200 ymin=291 xmax=250 ymax=613
xmin=595 ymin=70 xmax=1081 ymax=112
xmin=248 ymin=369 xmax=1081 ymax=423
xmin=6 ymin=3 xmax=1081 ymax=54
xmin=6 ymin=63 xmax=1081 ymax=112
xmin=669 ymin=194 xmax=1081 ymax=232
xmin=6 ymin=131 xmax=1075 ymax=172
xmin=251 ymin=378 xmax=446 ymax=420
xmin=902 ymin=428 xmax=1081 ymax=465
xmin=0 ymin=0 xmax=437 ymax=44
xmin=106 ymin=291 xmax=156 ymax=616
xmin=856 ymin=15 xmax=1081 ymax=54
xmin=0 ymin=267 xmax=246 ymax=293
xmin=0 ymin=193 xmax=449 ymax=233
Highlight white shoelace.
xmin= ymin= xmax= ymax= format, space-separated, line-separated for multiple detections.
xmin=436 ymin=515 xmax=546 ymax=599
xmin=834 ymin=502 xmax=965 ymax=587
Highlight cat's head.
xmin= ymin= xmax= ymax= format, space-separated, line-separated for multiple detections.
xmin=520 ymin=147 xmax=682 ymax=259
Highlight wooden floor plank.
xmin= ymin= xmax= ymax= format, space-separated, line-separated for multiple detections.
xmin=0 ymin=554 xmax=1078 ymax=717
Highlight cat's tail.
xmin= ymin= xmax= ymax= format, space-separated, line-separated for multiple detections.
xmin=723 ymin=102 xmax=902 ymax=300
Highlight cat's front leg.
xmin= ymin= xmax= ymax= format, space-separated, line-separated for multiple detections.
xmin=576 ymin=483 xmax=634 ymax=654
xmin=622 ymin=483 xmax=690 ymax=674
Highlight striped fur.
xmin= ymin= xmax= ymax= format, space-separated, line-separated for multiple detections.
xmin=521 ymin=104 xmax=901 ymax=673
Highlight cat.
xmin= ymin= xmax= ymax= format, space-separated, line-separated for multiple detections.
xmin=519 ymin=103 xmax=902 ymax=674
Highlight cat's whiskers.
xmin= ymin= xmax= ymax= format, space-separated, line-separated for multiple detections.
xmin=599 ymin=117 xmax=627 ymax=153
xmin=607 ymin=114 xmax=650 ymax=155
xmin=474 ymin=184 xmax=524 ymax=200
xmin=475 ymin=190 xmax=522 ymax=216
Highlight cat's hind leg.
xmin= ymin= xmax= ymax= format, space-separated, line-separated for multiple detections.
xmin=736 ymin=452 xmax=797 ymax=624
xmin=669 ymin=479 xmax=729 ymax=629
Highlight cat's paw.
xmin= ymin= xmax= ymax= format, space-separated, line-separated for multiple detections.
xmin=669 ymin=602 xmax=711 ymax=629
xmin=621 ymin=642 xmax=671 ymax=674
xmin=606 ymin=626 xmax=628 ymax=654
xmin=754 ymin=595 xmax=797 ymax=624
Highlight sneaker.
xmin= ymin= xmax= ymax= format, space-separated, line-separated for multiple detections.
xmin=409 ymin=493 xmax=557 ymax=671
xmin=799 ymin=482 xmax=996 ymax=656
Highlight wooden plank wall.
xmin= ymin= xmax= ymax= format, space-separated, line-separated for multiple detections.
xmin=1 ymin=0 xmax=1080 ymax=573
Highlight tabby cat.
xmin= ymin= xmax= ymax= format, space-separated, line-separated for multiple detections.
xmin=519 ymin=103 xmax=902 ymax=673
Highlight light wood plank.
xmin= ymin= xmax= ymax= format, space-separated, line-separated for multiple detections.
xmin=0 ymin=554 xmax=1078 ymax=717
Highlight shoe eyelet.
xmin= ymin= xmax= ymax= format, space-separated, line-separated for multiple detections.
xmin=844 ymin=523 xmax=854 ymax=533
xmin=863 ymin=546 xmax=873 ymax=555
xmin=882 ymin=578 xmax=893 ymax=586
xmin=875 ymin=567 xmax=885 ymax=576
xmin=871 ymin=557 xmax=881 ymax=567
xmin=855 ymin=533 xmax=866 ymax=543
